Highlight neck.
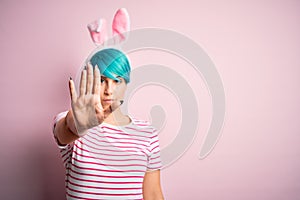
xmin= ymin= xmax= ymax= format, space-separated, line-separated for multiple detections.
xmin=104 ymin=108 xmax=131 ymax=126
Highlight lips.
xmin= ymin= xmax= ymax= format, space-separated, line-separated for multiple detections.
xmin=102 ymin=99 xmax=114 ymax=104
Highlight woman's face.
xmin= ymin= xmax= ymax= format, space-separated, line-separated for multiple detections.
xmin=100 ymin=76 xmax=127 ymax=109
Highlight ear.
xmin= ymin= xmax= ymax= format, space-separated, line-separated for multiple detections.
xmin=87 ymin=18 xmax=108 ymax=46
xmin=112 ymin=8 xmax=130 ymax=44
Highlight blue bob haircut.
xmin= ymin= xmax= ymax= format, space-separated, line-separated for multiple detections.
xmin=89 ymin=48 xmax=131 ymax=83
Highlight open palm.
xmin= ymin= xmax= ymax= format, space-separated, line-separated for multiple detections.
xmin=68 ymin=63 xmax=119 ymax=136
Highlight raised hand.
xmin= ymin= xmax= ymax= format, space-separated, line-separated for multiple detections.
xmin=68 ymin=63 xmax=121 ymax=136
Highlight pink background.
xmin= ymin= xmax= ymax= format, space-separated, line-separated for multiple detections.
xmin=1 ymin=0 xmax=300 ymax=199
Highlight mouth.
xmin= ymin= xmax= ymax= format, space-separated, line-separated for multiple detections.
xmin=102 ymin=99 xmax=114 ymax=104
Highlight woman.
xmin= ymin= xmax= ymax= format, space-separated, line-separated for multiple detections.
xmin=53 ymin=48 xmax=164 ymax=200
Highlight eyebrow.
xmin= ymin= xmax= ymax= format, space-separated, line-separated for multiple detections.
xmin=101 ymin=76 xmax=122 ymax=81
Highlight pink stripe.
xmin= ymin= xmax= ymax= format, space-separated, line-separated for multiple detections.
xmin=66 ymin=179 xmax=140 ymax=190
xmin=101 ymin=125 xmax=121 ymax=132
xmin=150 ymin=139 xmax=159 ymax=146
xmin=71 ymin=162 xmax=146 ymax=173
xmin=149 ymin=160 xmax=162 ymax=165
xmin=69 ymin=167 xmax=144 ymax=179
xmin=79 ymin=137 xmax=146 ymax=154
xmin=125 ymin=126 xmax=153 ymax=134
xmin=86 ymin=134 xmax=148 ymax=148
xmin=66 ymin=191 xmax=143 ymax=200
xmin=72 ymin=148 xmax=146 ymax=163
xmin=67 ymin=173 xmax=143 ymax=184
xmin=62 ymin=147 xmax=73 ymax=158
xmin=66 ymin=185 xmax=142 ymax=196
xmin=72 ymin=156 xmax=147 ymax=168
xmin=88 ymin=130 xmax=150 ymax=143
xmin=150 ymin=152 xmax=160 ymax=160
xmin=149 ymin=134 xmax=157 ymax=139
xmin=66 ymin=191 xmax=85 ymax=199
xmin=101 ymin=126 xmax=152 ymax=138
xmin=147 ymin=166 xmax=162 ymax=170
xmin=63 ymin=155 xmax=70 ymax=165
xmin=74 ymin=142 xmax=145 ymax=157
xmin=62 ymin=150 xmax=73 ymax=165
xmin=150 ymin=146 xmax=160 ymax=152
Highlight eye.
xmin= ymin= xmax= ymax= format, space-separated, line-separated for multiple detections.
xmin=115 ymin=76 xmax=122 ymax=84
xmin=100 ymin=78 xmax=105 ymax=83
xmin=114 ymin=79 xmax=121 ymax=84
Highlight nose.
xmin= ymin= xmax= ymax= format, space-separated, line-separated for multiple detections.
xmin=103 ymin=80 xmax=116 ymax=95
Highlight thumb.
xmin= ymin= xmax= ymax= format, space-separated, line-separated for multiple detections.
xmin=95 ymin=102 xmax=104 ymax=113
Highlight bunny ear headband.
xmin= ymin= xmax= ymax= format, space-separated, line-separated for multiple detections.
xmin=74 ymin=8 xmax=130 ymax=92
xmin=87 ymin=8 xmax=130 ymax=46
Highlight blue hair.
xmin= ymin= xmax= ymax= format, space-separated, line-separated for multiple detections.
xmin=89 ymin=48 xmax=131 ymax=83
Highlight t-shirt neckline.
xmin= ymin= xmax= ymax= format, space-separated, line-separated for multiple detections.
xmin=101 ymin=115 xmax=134 ymax=128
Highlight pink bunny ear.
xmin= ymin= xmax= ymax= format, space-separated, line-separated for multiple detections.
xmin=112 ymin=8 xmax=130 ymax=43
xmin=87 ymin=18 xmax=108 ymax=46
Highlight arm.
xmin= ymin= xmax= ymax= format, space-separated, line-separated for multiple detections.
xmin=53 ymin=109 xmax=79 ymax=146
xmin=143 ymin=170 xmax=164 ymax=200
xmin=54 ymin=63 xmax=121 ymax=145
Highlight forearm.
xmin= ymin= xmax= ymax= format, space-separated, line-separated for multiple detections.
xmin=143 ymin=170 xmax=164 ymax=200
xmin=143 ymin=188 xmax=164 ymax=200
xmin=143 ymin=194 xmax=164 ymax=200
xmin=54 ymin=110 xmax=79 ymax=145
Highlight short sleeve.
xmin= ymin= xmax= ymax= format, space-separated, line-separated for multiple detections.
xmin=147 ymin=129 xmax=163 ymax=171
xmin=52 ymin=111 xmax=70 ymax=149
xmin=52 ymin=111 xmax=74 ymax=168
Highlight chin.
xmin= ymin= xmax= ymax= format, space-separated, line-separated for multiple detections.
xmin=102 ymin=103 xmax=111 ymax=109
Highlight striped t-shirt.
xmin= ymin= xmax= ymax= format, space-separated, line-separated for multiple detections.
xmin=53 ymin=111 xmax=162 ymax=200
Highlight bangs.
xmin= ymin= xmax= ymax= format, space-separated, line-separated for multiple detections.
xmin=90 ymin=48 xmax=131 ymax=83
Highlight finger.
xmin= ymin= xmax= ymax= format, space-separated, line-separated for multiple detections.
xmin=68 ymin=77 xmax=77 ymax=102
xmin=79 ymin=69 xmax=87 ymax=96
xmin=95 ymin=102 xmax=105 ymax=122
xmin=86 ymin=62 xmax=93 ymax=94
xmin=93 ymin=65 xmax=101 ymax=95
xmin=95 ymin=102 xmax=104 ymax=114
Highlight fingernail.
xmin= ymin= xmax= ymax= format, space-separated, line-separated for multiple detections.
xmin=70 ymin=77 xmax=72 ymax=80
